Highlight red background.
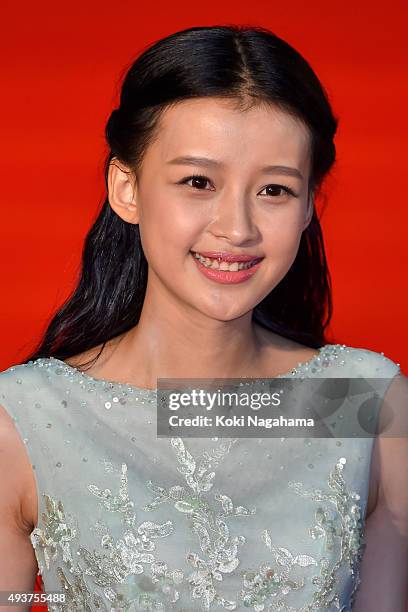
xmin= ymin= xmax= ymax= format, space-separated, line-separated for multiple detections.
xmin=1 ymin=0 xmax=407 ymax=606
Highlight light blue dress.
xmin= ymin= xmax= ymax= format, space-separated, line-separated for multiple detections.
xmin=0 ymin=344 xmax=401 ymax=611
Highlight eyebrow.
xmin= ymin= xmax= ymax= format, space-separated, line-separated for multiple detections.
xmin=167 ymin=155 xmax=304 ymax=180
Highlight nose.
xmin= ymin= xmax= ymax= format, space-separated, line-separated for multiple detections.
xmin=208 ymin=189 xmax=260 ymax=245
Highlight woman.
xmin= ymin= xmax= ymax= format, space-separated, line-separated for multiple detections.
xmin=0 ymin=24 xmax=407 ymax=611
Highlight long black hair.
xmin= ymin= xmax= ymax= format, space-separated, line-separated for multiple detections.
xmin=24 ymin=24 xmax=338 ymax=368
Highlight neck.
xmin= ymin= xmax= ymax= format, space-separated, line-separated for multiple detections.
xmin=105 ymin=288 xmax=273 ymax=388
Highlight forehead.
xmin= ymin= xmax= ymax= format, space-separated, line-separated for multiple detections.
xmin=148 ymin=97 xmax=311 ymax=171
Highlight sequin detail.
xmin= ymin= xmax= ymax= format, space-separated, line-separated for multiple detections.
xmin=4 ymin=344 xmax=395 ymax=611
xmin=238 ymin=457 xmax=365 ymax=611
xmin=29 ymin=344 xmax=350 ymax=400
xmin=29 ymin=440 xmax=366 ymax=612
xmin=143 ymin=438 xmax=256 ymax=611
xmin=30 ymin=461 xmax=184 ymax=611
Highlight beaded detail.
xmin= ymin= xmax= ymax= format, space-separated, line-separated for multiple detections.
xmin=30 ymin=459 xmax=184 ymax=611
xmin=29 ymin=436 xmax=365 ymax=612
xmin=239 ymin=457 xmax=365 ymax=611
xmin=142 ymin=438 xmax=256 ymax=611
xmin=27 ymin=344 xmax=351 ymax=402
xmin=2 ymin=343 xmax=397 ymax=610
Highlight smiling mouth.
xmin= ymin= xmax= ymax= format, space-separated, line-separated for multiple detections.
xmin=190 ymin=251 xmax=264 ymax=271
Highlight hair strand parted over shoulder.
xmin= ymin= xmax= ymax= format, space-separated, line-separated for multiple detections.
xmin=24 ymin=24 xmax=338 ymax=368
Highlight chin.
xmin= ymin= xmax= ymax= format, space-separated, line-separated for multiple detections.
xmin=195 ymin=303 xmax=253 ymax=322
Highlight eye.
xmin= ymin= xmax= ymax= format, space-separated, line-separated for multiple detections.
xmin=178 ymin=176 xmax=298 ymax=199
xmin=179 ymin=174 xmax=214 ymax=190
xmin=258 ymin=184 xmax=297 ymax=199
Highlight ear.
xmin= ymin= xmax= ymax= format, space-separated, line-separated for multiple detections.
xmin=302 ymin=190 xmax=314 ymax=231
xmin=107 ymin=158 xmax=139 ymax=224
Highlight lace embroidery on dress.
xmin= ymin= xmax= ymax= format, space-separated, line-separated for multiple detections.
xmin=29 ymin=442 xmax=366 ymax=612
xmin=142 ymin=437 xmax=256 ymax=611
xmin=31 ymin=462 xmax=183 ymax=611
xmin=239 ymin=457 xmax=365 ymax=612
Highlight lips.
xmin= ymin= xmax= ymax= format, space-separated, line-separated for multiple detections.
xmin=191 ymin=250 xmax=264 ymax=264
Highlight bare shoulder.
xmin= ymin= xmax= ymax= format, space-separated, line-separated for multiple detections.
xmin=373 ymin=372 xmax=408 ymax=507
xmin=0 ymin=404 xmax=37 ymax=533
xmin=366 ymin=371 xmax=408 ymax=520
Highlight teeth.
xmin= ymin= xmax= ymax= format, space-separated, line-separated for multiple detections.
xmin=192 ymin=252 xmax=259 ymax=271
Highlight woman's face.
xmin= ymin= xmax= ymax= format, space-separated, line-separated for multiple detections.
xmin=110 ymin=97 xmax=313 ymax=321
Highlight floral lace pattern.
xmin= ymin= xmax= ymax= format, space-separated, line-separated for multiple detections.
xmin=142 ymin=438 xmax=256 ymax=611
xmin=31 ymin=460 xmax=183 ymax=611
xmin=29 ymin=439 xmax=366 ymax=612
xmin=238 ymin=457 xmax=365 ymax=611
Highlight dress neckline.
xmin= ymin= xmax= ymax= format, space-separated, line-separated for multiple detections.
xmin=39 ymin=343 xmax=345 ymax=395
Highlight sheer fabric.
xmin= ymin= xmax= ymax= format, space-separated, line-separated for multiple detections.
xmin=0 ymin=344 xmax=401 ymax=611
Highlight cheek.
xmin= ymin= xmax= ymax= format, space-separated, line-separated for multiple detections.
xmin=259 ymin=215 xmax=305 ymax=287
xmin=263 ymin=214 xmax=305 ymax=260
xmin=137 ymin=194 xmax=201 ymax=262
